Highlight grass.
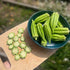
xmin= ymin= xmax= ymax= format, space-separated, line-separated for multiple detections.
xmin=41 ymin=43 xmax=70 ymax=70
xmin=0 ymin=2 xmax=35 ymax=33
xmin=0 ymin=1 xmax=70 ymax=70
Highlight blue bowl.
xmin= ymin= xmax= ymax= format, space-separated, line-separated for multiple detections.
xmin=28 ymin=11 xmax=70 ymax=49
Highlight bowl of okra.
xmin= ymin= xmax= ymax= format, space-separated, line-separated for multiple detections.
xmin=28 ymin=11 xmax=70 ymax=49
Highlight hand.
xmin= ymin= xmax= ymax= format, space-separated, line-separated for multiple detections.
xmin=4 ymin=61 xmax=11 ymax=69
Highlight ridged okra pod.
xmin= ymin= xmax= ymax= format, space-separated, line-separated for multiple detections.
xmin=35 ymin=13 xmax=50 ymax=23
xmin=43 ymin=17 xmax=52 ymax=43
xmin=54 ymin=27 xmax=69 ymax=31
xmin=57 ymin=21 xmax=63 ymax=27
xmin=31 ymin=20 xmax=38 ymax=40
xmin=52 ymin=34 xmax=66 ymax=41
xmin=53 ymin=29 xmax=70 ymax=35
xmin=50 ymin=12 xmax=59 ymax=33
xmin=37 ymin=23 xmax=47 ymax=46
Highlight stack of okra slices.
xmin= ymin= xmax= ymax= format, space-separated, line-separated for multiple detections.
xmin=7 ymin=28 xmax=31 ymax=61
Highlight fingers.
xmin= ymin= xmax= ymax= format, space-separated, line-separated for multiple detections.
xmin=4 ymin=61 xmax=11 ymax=69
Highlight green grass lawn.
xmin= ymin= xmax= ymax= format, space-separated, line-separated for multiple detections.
xmin=0 ymin=1 xmax=36 ymax=33
xmin=0 ymin=1 xmax=70 ymax=70
xmin=41 ymin=43 xmax=70 ymax=70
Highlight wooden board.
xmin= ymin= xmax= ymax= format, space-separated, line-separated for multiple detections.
xmin=0 ymin=21 xmax=57 ymax=70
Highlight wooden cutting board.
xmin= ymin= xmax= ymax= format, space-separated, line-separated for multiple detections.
xmin=0 ymin=21 xmax=57 ymax=70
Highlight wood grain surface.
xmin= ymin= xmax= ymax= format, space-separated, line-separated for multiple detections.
xmin=0 ymin=21 xmax=57 ymax=70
